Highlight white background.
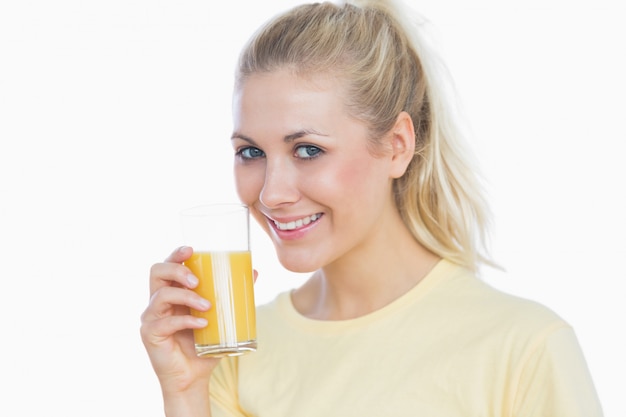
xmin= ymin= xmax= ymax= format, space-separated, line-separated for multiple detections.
xmin=1 ymin=0 xmax=624 ymax=415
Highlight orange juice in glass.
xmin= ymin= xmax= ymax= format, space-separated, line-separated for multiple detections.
xmin=181 ymin=204 xmax=257 ymax=357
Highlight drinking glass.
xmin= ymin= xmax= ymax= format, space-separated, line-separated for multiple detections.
xmin=180 ymin=203 xmax=257 ymax=357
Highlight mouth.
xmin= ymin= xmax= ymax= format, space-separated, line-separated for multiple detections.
xmin=270 ymin=213 xmax=323 ymax=231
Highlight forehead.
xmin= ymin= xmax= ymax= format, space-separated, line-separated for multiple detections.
xmin=232 ymin=70 xmax=350 ymax=132
xmin=234 ymin=70 xmax=342 ymax=106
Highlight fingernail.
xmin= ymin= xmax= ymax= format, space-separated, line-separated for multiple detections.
xmin=179 ymin=245 xmax=190 ymax=253
xmin=198 ymin=298 xmax=211 ymax=310
xmin=195 ymin=318 xmax=208 ymax=327
xmin=187 ymin=274 xmax=199 ymax=287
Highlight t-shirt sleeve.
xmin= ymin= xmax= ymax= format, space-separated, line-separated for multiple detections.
xmin=210 ymin=357 xmax=248 ymax=417
xmin=513 ymin=324 xmax=603 ymax=416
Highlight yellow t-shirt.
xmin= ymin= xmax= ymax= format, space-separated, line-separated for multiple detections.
xmin=210 ymin=259 xmax=602 ymax=416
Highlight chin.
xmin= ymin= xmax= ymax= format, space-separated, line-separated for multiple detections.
xmin=276 ymin=252 xmax=321 ymax=274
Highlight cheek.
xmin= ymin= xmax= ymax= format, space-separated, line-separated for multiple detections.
xmin=322 ymin=155 xmax=386 ymax=196
xmin=234 ymin=164 xmax=265 ymax=205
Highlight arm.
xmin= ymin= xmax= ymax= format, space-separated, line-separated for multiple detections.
xmin=514 ymin=325 xmax=603 ymax=416
xmin=162 ymin=381 xmax=212 ymax=417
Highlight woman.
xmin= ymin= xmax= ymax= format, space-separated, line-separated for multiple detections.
xmin=141 ymin=1 xmax=603 ymax=415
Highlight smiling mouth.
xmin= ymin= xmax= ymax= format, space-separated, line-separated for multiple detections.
xmin=272 ymin=213 xmax=322 ymax=231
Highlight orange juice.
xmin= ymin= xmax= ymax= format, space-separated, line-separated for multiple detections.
xmin=184 ymin=251 xmax=256 ymax=356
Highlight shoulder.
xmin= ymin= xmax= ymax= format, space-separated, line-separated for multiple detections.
xmin=429 ymin=260 xmax=570 ymax=338
xmin=256 ymin=290 xmax=291 ymax=316
xmin=255 ymin=290 xmax=295 ymax=331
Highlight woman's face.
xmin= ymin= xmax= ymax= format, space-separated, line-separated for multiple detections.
xmin=231 ymin=70 xmax=397 ymax=272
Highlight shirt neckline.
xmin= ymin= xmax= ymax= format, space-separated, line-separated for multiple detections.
xmin=276 ymin=258 xmax=461 ymax=333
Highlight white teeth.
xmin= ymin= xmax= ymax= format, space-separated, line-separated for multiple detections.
xmin=273 ymin=214 xmax=320 ymax=231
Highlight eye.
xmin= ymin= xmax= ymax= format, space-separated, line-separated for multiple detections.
xmin=237 ymin=146 xmax=265 ymax=160
xmin=294 ymin=145 xmax=322 ymax=159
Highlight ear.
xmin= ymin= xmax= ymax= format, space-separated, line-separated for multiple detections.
xmin=388 ymin=111 xmax=416 ymax=179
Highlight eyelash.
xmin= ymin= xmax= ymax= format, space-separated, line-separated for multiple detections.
xmin=236 ymin=144 xmax=324 ymax=161
xmin=294 ymin=144 xmax=323 ymax=159
xmin=236 ymin=147 xmax=265 ymax=160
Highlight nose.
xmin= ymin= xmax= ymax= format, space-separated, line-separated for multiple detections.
xmin=259 ymin=159 xmax=300 ymax=209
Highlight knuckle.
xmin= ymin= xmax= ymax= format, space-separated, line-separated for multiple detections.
xmin=149 ymin=262 xmax=163 ymax=279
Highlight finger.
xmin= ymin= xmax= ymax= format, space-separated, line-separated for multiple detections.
xmin=253 ymin=269 xmax=258 ymax=284
xmin=165 ymin=245 xmax=194 ymax=263
xmin=144 ymin=286 xmax=211 ymax=322
xmin=149 ymin=262 xmax=198 ymax=295
xmin=150 ymin=246 xmax=198 ymax=296
xmin=141 ymin=314 xmax=207 ymax=346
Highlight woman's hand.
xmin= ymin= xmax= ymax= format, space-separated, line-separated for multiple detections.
xmin=140 ymin=246 xmax=221 ymax=394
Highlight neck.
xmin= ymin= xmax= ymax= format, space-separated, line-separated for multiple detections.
xmin=292 ymin=209 xmax=440 ymax=321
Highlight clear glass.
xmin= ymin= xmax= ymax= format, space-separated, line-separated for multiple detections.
xmin=180 ymin=204 xmax=257 ymax=357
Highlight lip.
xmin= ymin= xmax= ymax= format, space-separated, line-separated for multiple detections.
xmin=265 ymin=212 xmax=323 ymax=240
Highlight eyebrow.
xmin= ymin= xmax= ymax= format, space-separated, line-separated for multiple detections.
xmin=284 ymin=129 xmax=328 ymax=142
xmin=231 ymin=129 xmax=328 ymax=144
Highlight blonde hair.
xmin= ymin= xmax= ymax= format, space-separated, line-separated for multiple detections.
xmin=236 ymin=0 xmax=495 ymax=272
